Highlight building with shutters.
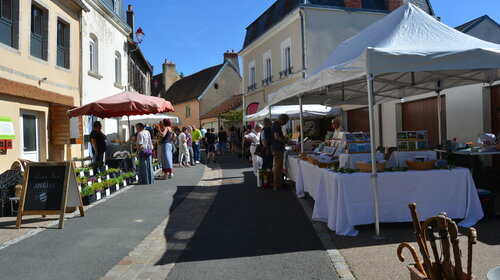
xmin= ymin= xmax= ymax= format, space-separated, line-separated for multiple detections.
xmin=239 ymin=0 xmax=434 ymax=134
xmin=0 ymin=0 xmax=89 ymax=171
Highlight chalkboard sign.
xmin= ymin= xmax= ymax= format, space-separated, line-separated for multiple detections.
xmin=16 ymin=162 xmax=85 ymax=229
xmin=24 ymin=165 xmax=66 ymax=211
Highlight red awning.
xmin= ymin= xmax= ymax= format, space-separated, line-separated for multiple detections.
xmin=67 ymin=91 xmax=174 ymax=118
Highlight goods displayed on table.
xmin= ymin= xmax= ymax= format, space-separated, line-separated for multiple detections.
xmin=398 ymin=203 xmax=478 ymax=280
xmin=356 ymin=159 xmax=387 ymax=172
xmin=344 ymin=132 xmax=371 ymax=154
xmin=397 ymin=130 xmax=428 ymax=151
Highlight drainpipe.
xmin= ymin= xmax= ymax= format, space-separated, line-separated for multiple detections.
xmin=79 ymin=10 xmax=85 ymax=158
xmin=299 ymin=8 xmax=307 ymax=79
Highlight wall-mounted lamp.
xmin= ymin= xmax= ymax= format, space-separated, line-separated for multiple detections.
xmin=38 ymin=77 xmax=47 ymax=86
xmin=135 ymin=27 xmax=145 ymax=44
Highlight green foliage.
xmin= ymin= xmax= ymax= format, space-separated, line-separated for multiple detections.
xmin=107 ymin=168 xmax=120 ymax=173
xmin=91 ymin=182 xmax=105 ymax=192
xmin=219 ymin=109 xmax=243 ymax=121
xmin=76 ymin=167 xmax=90 ymax=173
xmin=123 ymin=172 xmax=136 ymax=178
xmin=384 ymin=167 xmax=409 ymax=172
xmin=80 ymin=186 xmax=94 ymax=197
xmin=76 ymin=176 xmax=88 ymax=184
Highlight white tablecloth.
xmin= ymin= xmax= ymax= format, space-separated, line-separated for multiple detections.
xmin=339 ymin=152 xmax=384 ymax=169
xmin=287 ymin=154 xmax=484 ymax=236
xmin=386 ymin=150 xmax=437 ymax=168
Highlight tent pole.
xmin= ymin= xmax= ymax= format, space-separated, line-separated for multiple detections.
xmin=367 ymin=74 xmax=383 ymax=239
xmin=268 ymin=106 xmax=272 ymax=119
xmin=299 ymin=95 xmax=304 ymax=153
xmin=436 ymin=90 xmax=442 ymax=147
xmin=128 ymin=116 xmax=132 ymax=153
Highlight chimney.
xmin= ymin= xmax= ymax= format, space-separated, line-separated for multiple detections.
xmin=126 ymin=5 xmax=134 ymax=40
xmin=223 ymin=50 xmax=240 ymax=74
xmin=387 ymin=0 xmax=404 ymax=11
xmin=344 ymin=0 xmax=362 ymax=9
xmin=162 ymin=59 xmax=180 ymax=94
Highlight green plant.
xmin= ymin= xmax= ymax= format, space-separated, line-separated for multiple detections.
xmin=91 ymin=182 xmax=104 ymax=193
xmin=96 ymin=171 xmax=107 ymax=177
xmin=152 ymin=161 xmax=159 ymax=166
xmin=219 ymin=109 xmax=243 ymax=121
xmin=123 ymin=172 xmax=136 ymax=178
xmin=107 ymin=168 xmax=120 ymax=173
xmin=116 ymin=177 xmax=124 ymax=184
xmin=80 ymin=186 xmax=94 ymax=197
xmin=76 ymin=176 xmax=88 ymax=184
xmin=75 ymin=167 xmax=90 ymax=173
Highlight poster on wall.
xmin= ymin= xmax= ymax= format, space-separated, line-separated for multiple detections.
xmin=0 ymin=117 xmax=15 ymax=139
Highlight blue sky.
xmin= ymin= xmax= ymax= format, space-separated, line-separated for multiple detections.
xmin=124 ymin=0 xmax=499 ymax=76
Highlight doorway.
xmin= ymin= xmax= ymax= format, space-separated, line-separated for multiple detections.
xmin=20 ymin=111 xmax=39 ymax=161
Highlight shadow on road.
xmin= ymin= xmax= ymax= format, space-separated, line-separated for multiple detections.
xmin=156 ymin=155 xmax=327 ymax=266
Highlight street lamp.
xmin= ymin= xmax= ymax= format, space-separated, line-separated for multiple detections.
xmin=135 ymin=27 xmax=145 ymax=44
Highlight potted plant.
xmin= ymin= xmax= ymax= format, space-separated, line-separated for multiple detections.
xmin=91 ymin=182 xmax=104 ymax=200
xmin=80 ymin=186 xmax=96 ymax=205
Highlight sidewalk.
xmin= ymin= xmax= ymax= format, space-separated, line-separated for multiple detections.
xmin=0 ymin=164 xmax=205 ymax=280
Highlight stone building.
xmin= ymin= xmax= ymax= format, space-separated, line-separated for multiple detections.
xmin=156 ymin=51 xmax=242 ymax=128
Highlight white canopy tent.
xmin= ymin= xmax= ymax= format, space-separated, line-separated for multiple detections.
xmin=268 ymin=3 xmax=500 ymax=237
xmin=244 ymin=105 xmax=341 ymax=121
xmin=119 ymin=113 xmax=180 ymax=126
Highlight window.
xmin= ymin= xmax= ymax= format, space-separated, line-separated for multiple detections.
xmin=112 ymin=0 xmax=119 ymax=13
xmin=89 ymin=35 xmax=98 ymax=73
xmin=0 ymin=0 xmax=13 ymax=47
xmin=185 ymin=105 xmax=191 ymax=118
xmin=56 ymin=19 xmax=69 ymax=68
xmin=30 ymin=3 xmax=47 ymax=60
xmin=247 ymin=60 xmax=256 ymax=92
xmin=280 ymin=38 xmax=292 ymax=78
xmin=262 ymin=50 xmax=272 ymax=86
xmin=115 ymin=52 xmax=121 ymax=85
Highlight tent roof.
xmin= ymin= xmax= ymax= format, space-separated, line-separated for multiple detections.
xmin=269 ymin=3 xmax=500 ymax=107
xmin=244 ymin=105 xmax=341 ymax=121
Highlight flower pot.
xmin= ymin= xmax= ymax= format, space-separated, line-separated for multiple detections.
xmin=115 ymin=184 xmax=120 ymax=192
xmin=95 ymin=191 xmax=102 ymax=201
xmin=81 ymin=194 xmax=97 ymax=206
xmin=104 ymin=187 xmax=111 ymax=197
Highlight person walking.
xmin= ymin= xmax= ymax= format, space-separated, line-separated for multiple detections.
xmin=245 ymin=124 xmax=263 ymax=187
xmin=186 ymin=127 xmax=196 ymax=166
xmin=90 ymin=121 xmax=107 ymax=164
xmin=191 ymin=125 xmax=202 ymax=164
xmin=156 ymin=119 xmax=175 ymax=179
xmin=271 ymin=114 xmax=289 ymax=190
xmin=205 ymin=128 xmax=218 ymax=164
xmin=135 ymin=123 xmax=155 ymax=185
xmin=177 ymin=127 xmax=190 ymax=167
xmin=217 ymin=126 xmax=228 ymax=156
xmin=229 ymin=127 xmax=239 ymax=154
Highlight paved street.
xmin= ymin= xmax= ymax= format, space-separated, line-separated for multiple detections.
xmin=0 ymin=155 xmax=338 ymax=280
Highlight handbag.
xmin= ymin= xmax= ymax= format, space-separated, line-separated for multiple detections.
xmin=139 ymin=147 xmax=152 ymax=158
xmin=254 ymin=144 xmax=264 ymax=157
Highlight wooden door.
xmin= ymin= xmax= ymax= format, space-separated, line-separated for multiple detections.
xmin=347 ymin=107 xmax=369 ymax=132
xmin=402 ymin=96 xmax=446 ymax=149
xmin=491 ymin=86 xmax=500 ymax=168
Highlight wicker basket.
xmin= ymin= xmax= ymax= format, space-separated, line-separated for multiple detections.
xmin=299 ymin=154 xmax=309 ymax=160
xmin=406 ymin=160 xmax=436 ymax=170
xmin=356 ymin=161 xmax=386 ymax=172
xmin=307 ymin=157 xmax=319 ymax=164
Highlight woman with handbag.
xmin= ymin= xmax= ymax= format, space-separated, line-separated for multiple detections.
xmin=135 ymin=123 xmax=155 ymax=185
xmin=156 ymin=119 xmax=175 ymax=179
xmin=244 ymin=124 xmax=263 ymax=187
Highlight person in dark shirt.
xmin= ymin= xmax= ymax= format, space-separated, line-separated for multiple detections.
xmin=271 ymin=114 xmax=289 ymax=190
xmin=90 ymin=121 xmax=107 ymax=164
xmin=261 ymin=118 xmax=273 ymax=171
xmin=217 ymin=127 xmax=228 ymax=156
xmin=205 ymin=128 xmax=218 ymax=164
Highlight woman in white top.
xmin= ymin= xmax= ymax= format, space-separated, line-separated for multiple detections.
xmin=135 ymin=123 xmax=155 ymax=185
xmin=244 ymin=124 xmax=263 ymax=187
xmin=177 ymin=127 xmax=191 ymax=167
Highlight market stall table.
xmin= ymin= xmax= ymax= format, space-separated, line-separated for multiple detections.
xmin=386 ymin=150 xmax=437 ymax=168
xmin=339 ymin=152 xmax=384 ymax=169
xmin=287 ymin=155 xmax=484 ymax=236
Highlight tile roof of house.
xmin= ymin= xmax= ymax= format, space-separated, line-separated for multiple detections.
xmin=201 ymin=94 xmax=243 ymax=119
xmin=242 ymin=0 xmax=434 ymax=49
xmin=163 ymin=64 xmax=224 ymax=104
xmin=455 ymin=15 xmax=500 ymax=33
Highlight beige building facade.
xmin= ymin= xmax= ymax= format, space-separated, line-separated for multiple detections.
xmin=0 ymin=0 xmax=88 ymax=171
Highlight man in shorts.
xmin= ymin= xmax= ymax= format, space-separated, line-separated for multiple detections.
xmin=205 ymin=128 xmax=218 ymax=164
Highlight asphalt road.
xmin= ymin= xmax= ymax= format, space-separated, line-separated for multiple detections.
xmin=166 ymin=156 xmax=337 ymax=280
xmin=0 ymin=164 xmax=205 ymax=280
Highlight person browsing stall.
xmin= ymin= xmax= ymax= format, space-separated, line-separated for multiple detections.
xmin=90 ymin=121 xmax=107 ymax=164
xmin=271 ymin=114 xmax=289 ymax=190
xmin=245 ymin=124 xmax=263 ymax=187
